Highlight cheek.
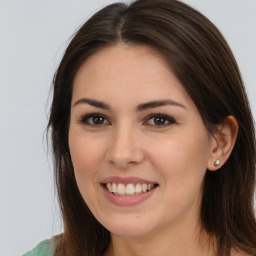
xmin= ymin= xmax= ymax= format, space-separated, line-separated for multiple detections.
xmin=146 ymin=133 xmax=211 ymax=223
xmin=69 ymin=132 xmax=105 ymax=174
xmin=148 ymin=130 xmax=211 ymax=188
xmin=68 ymin=132 xmax=107 ymax=201
xmin=69 ymin=134 xmax=106 ymax=211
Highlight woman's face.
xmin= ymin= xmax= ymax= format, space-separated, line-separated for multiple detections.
xmin=69 ymin=44 xmax=216 ymax=238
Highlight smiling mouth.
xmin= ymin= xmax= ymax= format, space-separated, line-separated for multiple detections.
xmin=103 ymin=183 xmax=158 ymax=196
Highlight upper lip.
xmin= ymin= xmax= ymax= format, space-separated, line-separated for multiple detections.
xmin=100 ymin=176 xmax=158 ymax=185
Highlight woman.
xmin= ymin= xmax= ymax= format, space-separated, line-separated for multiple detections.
xmin=24 ymin=0 xmax=256 ymax=255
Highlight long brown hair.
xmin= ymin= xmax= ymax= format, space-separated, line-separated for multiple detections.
xmin=47 ymin=0 xmax=256 ymax=255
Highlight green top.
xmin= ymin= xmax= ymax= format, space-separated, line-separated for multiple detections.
xmin=23 ymin=240 xmax=53 ymax=256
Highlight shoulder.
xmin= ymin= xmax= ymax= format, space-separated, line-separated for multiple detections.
xmin=23 ymin=239 xmax=54 ymax=256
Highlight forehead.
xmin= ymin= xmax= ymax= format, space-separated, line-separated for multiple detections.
xmin=72 ymin=43 xmax=194 ymax=108
xmin=74 ymin=43 xmax=172 ymax=81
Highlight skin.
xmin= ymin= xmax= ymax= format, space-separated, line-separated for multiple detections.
xmin=69 ymin=43 xmax=238 ymax=256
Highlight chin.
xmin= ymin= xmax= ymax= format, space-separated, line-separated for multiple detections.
xmin=108 ymin=225 xmax=153 ymax=238
xmin=98 ymin=213 xmax=158 ymax=238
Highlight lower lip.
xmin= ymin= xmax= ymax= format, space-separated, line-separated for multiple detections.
xmin=101 ymin=185 xmax=157 ymax=206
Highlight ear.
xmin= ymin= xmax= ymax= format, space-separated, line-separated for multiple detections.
xmin=207 ymin=116 xmax=239 ymax=171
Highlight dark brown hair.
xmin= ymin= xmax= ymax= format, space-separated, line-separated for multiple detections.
xmin=47 ymin=0 xmax=256 ymax=255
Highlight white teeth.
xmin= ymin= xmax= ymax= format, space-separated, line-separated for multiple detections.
xmin=106 ymin=183 xmax=112 ymax=192
xmin=105 ymin=182 xmax=156 ymax=196
xmin=135 ymin=183 xmax=142 ymax=194
xmin=142 ymin=184 xmax=148 ymax=192
xmin=117 ymin=184 xmax=126 ymax=196
xmin=126 ymin=184 xmax=135 ymax=195
xmin=112 ymin=183 xmax=117 ymax=193
xmin=148 ymin=184 xmax=154 ymax=190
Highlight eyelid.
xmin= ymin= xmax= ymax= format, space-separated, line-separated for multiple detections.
xmin=79 ymin=113 xmax=110 ymax=125
xmin=78 ymin=112 xmax=177 ymax=127
xmin=144 ymin=113 xmax=177 ymax=126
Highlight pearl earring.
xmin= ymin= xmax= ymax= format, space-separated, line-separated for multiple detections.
xmin=214 ymin=159 xmax=220 ymax=167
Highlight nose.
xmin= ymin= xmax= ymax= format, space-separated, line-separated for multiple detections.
xmin=106 ymin=125 xmax=145 ymax=169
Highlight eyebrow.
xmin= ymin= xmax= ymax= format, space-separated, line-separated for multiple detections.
xmin=136 ymin=99 xmax=186 ymax=111
xmin=73 ymin=98 xmax=186 ymax=111
xmin=74 ymin=98 xmax=110 ymax=109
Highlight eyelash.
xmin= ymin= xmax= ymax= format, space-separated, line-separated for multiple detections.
xmin=79 ymin=113 xmax=109 ymax=126
xmin=79 ymin=113 xmax=177 ymax=127
xmin=146 ymin=113 xmax=176 ymax=127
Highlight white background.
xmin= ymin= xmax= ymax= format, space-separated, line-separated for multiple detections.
xmin=0 ymin=0 xmax=255 ymax=255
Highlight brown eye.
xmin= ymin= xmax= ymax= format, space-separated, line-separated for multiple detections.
xmin=80 ymin=114 xmax=109 ymax=126
xmin=91 ymin=116 xmax=105 ymax=124
xmin=154 ymin=117 xmax=167 ymax=125
xmin=146 ymin=114 xmax=176 ymax=127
